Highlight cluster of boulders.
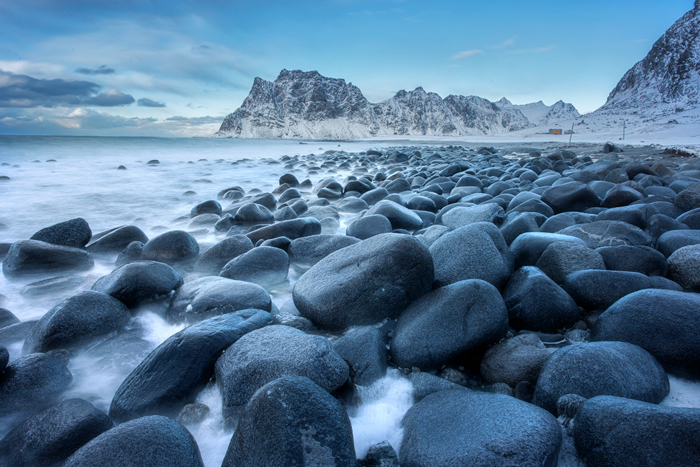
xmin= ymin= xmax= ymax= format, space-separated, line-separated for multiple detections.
xmin=1 ymin=142 xmax=700 ymax=466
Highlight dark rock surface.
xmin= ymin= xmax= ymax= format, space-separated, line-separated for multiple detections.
xmin=219 ymin=245 xmax=290 ymax=285
xmin=332 ymin=326 xmax=387 ymax=386
xmin=140 ymin=230 xmax=199 ymax=264
xmin=3 ymin=240 xmax=94 ymax=277
xmin=30 ymin=218 xmax=92 ymax=248
xmin=91 ymin=260 xmax=183 ymax=308
xmin=86 ymin=225 xmax=148 ymax=256
xmin=193 ymin=235 xmax=253 ymax=275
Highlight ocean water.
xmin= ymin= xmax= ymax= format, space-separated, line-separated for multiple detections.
xmin=1 ymin=135 xmax=698 ymax=466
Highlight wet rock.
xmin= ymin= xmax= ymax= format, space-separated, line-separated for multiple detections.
xmin=541 ymin=181 xmax=600 ymax=213
xmin=535 ymin=241 xmax=606 ymax=284
xmin=391 ymin=279 xmax=508 ymax=369
xmin=190 ymin=200 xmax=222 ymax=218
xmin=346 ymin=214 xmax=393 ymax=240
xmin=23 ymin=291 xmax=131 ymax=354
xmin=167 ymin=277 xmax=271 ymax=324
xmin=332 ymin=326 xmax=387 ymax=386
xmin=591 ymin=289 xmax=700 ymax=378
xmin=63 ymin=415 xmax=204 ymax=467
xmin=86 ymin=226 xmax=149 ymax=256
xmin=109 ymin=309 xmax=272 ymax=422
xmin=0 ymin=308 xmax=19 ymax=329
xmin=510 ymin=232 xmax=586 ymax=268
xmin=30 ymin=218 xmax=92 ymax=248
xmin=221 ymin=376 xmax=355 ymax=467
xmin=499 ymin=212 xmax=540 ymax=245
xmin=336 ymin=197 xmax=369 ymax=213
xmin=533 ymin=341 xmax=669 ymax=414
xmin=193 ymin=235 xmax=254 ymax=275
xmin=233 ymin=203 xmax=275 ymax=225
xmin=360 ymin=187 xmax=389 ymax=205
xmin=220 ymin=246 xmax=289 ymax=286
xmin=245 ymin=217 xmax=321 ymax=244
xmin=91 ymin=260 xmax=183 ymax=308
xmin=177 ymin=403 xmax=210 ymax=425
xmin=502 ymin=266 xmax=580 ymax=331
xmin=288 ymin=234 xmax=360 ymax=267
xmin=0 ymin=398 xmax=114 ymax=467
xmin=365 ymin=200 xmax=422 ymax=231
xmin=293 ymin=233 xmax=433 ymax=331
xmin=0 ymin=346 xmax=8 ymax=371
xmin=574 ymin=396 xmax=700 ymax=467
xmin=430 ymin=222 xmax=513 ymax=289
xmin=400 ymin=389 xmax=561 ymax=467
xmin=480 ymin=333 xmax=551 ymax=386
xmin=596 ymin=244 xmax=668 ymax=276
xmin=601 ymin=185 xmax=645 ymax=207
xmin=215 ymin=325 xmax=348 ymax=416
xmin=3 ymin=240 xmax=94 ymax=277
xmin=19 ymin=274 xmax=84 ymax=298
xmin=407 ymin=372 xmax=466 ymax=402
xmin=656 ymin=229 xmax=700 ymax=257
xmin=441 ymin=203 xmax=505 ymax=229
xmin=359 ymin=441 xmax=399 ymax=467
xmin=0 ymin=353 xmax=72 ymax=419
xmin=562 ymin=270 xmax=659 ymax=311
xmin=115 ymin=241 xmax=144 ymax=267
xmin=668 ymin=244 xmax=700 ymax=290
xmin=140 ymin=230 xmax=199 ymax=264
xmin=558 ymin=220 xmax=652 ymax=248
xmin=0 ymin=321 xmax=37 ymax=346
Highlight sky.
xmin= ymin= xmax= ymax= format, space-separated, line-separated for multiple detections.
xmin=0 ymin=0 xmax=693 ymax=137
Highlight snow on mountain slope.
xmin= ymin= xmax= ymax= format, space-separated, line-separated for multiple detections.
xmin=495 ymin=98 xmax=580 ymax=126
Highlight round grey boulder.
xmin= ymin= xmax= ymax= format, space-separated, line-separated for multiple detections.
xmin=219 ymin=246 xmax=289 ymax=286
xmin=332 ymin=326 xmax=387 ymax=386
xmin=365 ymin=200 xmax=423 ymax=231
xmin=215 ymin=325 xmax=348 ymax=416
xmin=562 ymin=270 xmax=658 ymax=311
xmin=221 ymin=376 xmax=356 ymax=467
xmin=140 ymin=230 xmax=199 ymax=264
xmin=3 ymin=240 xmax=94 ymax=278
xmin=391 ymin=279 xmax=508 ymax=370
xmin=288 ymin=234 xmax=360 ymax=267
xmin=193 ymin=235 xmax=254 ymax=275
xmin=63 ymin=415 xmax=203 ymax=467
xmin=558 ymin=220 xmax=652 ymax=249
xmin=400 ymin=389 xmax=562 ymax=467
xmin=346 ymin=214 xmax=392 ymax=240
xmin=293 ymin=233 xmax=434 ymax=331
xmin=480 ymin=333 xmax=551 ymax=386
xmin=668 ymin=244 xmax=700 ymax=290
xmin=533 ymin=341 xmax=669 ymax=414
xmin=535 ymin=241 xmax=605 ymax=284
xmin=91 ymin=260 xmax=183 ymax=308
xmin=86 ymin=225 xmax=148 ymax=256
xmin=30 ymin=218 xmax=91 ymax=248
xmin=22 ymin=291 xmax=131 ymax=354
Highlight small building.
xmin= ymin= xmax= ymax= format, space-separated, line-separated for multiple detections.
xmin=549 ymin=129 xmax=562 ymax=135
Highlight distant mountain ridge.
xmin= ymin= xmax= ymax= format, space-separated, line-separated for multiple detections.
xmin=216 ymin=69 xmax=579 ymax=139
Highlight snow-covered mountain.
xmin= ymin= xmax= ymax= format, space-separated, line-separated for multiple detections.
xmin=596 ymin=1 xmax=700 ymax=117
xmin=495 ymin=98 xmax=581 ymax=126
xmin=216 ymin=70 xmax=575 ymax=139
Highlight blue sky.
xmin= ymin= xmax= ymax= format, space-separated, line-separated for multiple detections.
xmin=0 ymin=0 xmax=692 ymax=136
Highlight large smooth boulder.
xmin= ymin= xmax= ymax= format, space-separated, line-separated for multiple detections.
xmin=391 ymin=280 xmax=508 ymax=370
xmin=91 ymin=261 xmax=183 ymax=308
xmin=22 ymin=291 xmax=131 ymax=354
xmin=233 ymin=203 xmax=274 ymax=225
xmin=400 ymin=389 xmax=562 ymax=467
xmin=657 ymin=229 xmax=700 ymax=257
xmin=167 ymin=277 xmax=271 ymax=324
xmin=0 ymin=353 xmax=72 ymax=418
xmin=668 ymin=244 xmax=700 ymax=290
xmin=109 ymin=309 xmax=272 ymax=422
xmin=574 ymin=396 xmax=700 ymax=467
xmin=193 ymin=235 xmax=253 ymax=275
xmin=480 ymin=333 xmax=551 ymax=386
xmin=332 ymin=326 xmax=387 ymax=386
xmin=441 ymin=204 xmax=505 ymax=229
xmin=430 ymin=222 xmax=513 ymax=289
xmin=558 ymin=220 xmax=652 ymax=248
xmin=502 ymin=267 xmax=580 ymax=331
xmin=288 ymin=234 xmax=360 ymax=267
xmin=222 ymin=376 xmax=356 ymax=467
xmin=591 ymin=289 xmax=700 ymax=378
xmin=86 ymin=226 xmax=148 ymax=255
xmin=541 ymin=181 xmax=600 ymax=213
xmin=190 ymin=199 xmax=221 ymax=218
xmin=215 ymin=325 xmax=348 ymax=416
xmin=0 ymin=398 xmax=114 ymax=467
xmin=535 ymin=241 xmax=605 ymax=284
xmin=365 ymin=200 xmax=422 ymax=231
xmin=346 ymin=214 xmax=393 ymax=240
xmin=219 ymin=246 xmax=289 ymax=285
xmin=533 ymin=341 xmax=669 ymax=414
xmin=63 ymin=416 xmax=203 ymax=467
xmin=562 ymin=270 xmax=659 ymax=311
xmin=30 ymin=218 xmax=91 ymax=248
xmin=3 ymin=240 xmax=94 ymax=277
xmin=293 ymin=234 xmax=433 ymax=331
xmin=510 ymin=232 xmax=585 ymax=269
xmin=140 ymin=230 xmax=199 ymax=264
xmin=596 ymin=244 xmax=668 ymax=276
xmin=245 ymin=218 xmax=322 ymax=244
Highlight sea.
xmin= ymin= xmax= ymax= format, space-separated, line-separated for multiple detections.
xmin=0 ymin=135 xmax=698 ymax=466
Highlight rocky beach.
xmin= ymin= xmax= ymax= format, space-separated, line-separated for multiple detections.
xmin=0 ymin=137 xmax=699 ymax=466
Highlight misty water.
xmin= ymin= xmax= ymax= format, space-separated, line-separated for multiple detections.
xmin=1 ymin=136 xmax=698 ymax=466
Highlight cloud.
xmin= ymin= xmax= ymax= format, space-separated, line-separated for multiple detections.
xmin=0 ymin=70 xmax=135 ymax=108
xmin=59 ymin=108 xmax=155 ymax=129
xmin=165 ymin=115 xmax=223 ymax=124
xmin=492 ymin=37 xmax=516 ymax=49
xmin=137 ymin=97 xmax=166 ymax=107
xmin=75 ymin=65 xmax=115 ymax=75
xmin=451 ymin=49 xmax=483 ymax=60
xmin=506 ymin=46 xmax=556 ymax=55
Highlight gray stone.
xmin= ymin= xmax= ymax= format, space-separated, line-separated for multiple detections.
xmin=140 ymin=230 xmax=199 ymax=264
xmin=332 ymin=326 xmax=387 ymax=386
xmin=92 ymin=261 xmax=183 ymax=308
xmin=30 ymin=218 xmax=91 ymax=248
xmin=219 ymin=246 xmax=289 ymax=286
xmin=668 ymin=244 xmax=700 ymax=290
xmin=480 ymin=333 xmax=551 ymax=386
xmin=193 ymin=235 xmax=254 ymax=275
xmin=3 ymin=240 xmax=94 ymax=277
xmin=288 ymin=234 xmax=360 ymax=267
xmin=536 ymin=241 xmax=605 ymax=284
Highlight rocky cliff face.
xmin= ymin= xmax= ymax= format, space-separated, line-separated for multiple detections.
xmin=217 ymin=69 xmax=578 ymax=139
xmin=597 ymin=2 xmax=700 ymax=115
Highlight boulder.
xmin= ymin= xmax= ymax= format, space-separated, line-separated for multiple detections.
xmin=190 ymin=200 xmax=222 ymax=218
xmin=293 ymin=234 xmax=433 ymax=331
xmin=63 ymin=416 xmax=203 ymax=467
xmin=391 ymin=280 xmax=508 ymax=370
xmin=533 ymin=341 xmax=669 ymax=414
xmin=167 ymin=277 xmax=271 ymax=324
xmin=19 ymin=274 xmax=85 ymax=298
xmin=656 ymin=229 xmax=700 ymax=257
xmin=193 ymin=235 xmax=254 ymax=275
xmin=109 ymin=309 xmax=272 ymax=422
xmin=365 ymin=200 xmax=422 ymax=231
xmin=30 ymin=218 xmax=91 ymax=248
xmin=346 ymin=214 xmax=393 ymax=240
xmin=668 ymin=244 xmax=700 ymax=290
xmin=215 ymin=325 xmax=348 ymax=416
xmin=86 ymin=226 xmax=148 ymax=256
xmin=234 ymin=203 xmax=274 ymax=225
xmin=400 ymin=389 xmax=561 ymax=467
xmin=541 ymin=181 xmax=600 ymax=213
xmin=245 ymin=217 xmax=321 ymax=244
xmin=140 ymin=230 xmax=199 ymax=264
xmin=480 ymin=333 xmax=551 ymax=386
xmin=430 ymin=222 xmax=513 ymax=289
xmin=219 ymin=246 xmax=289 ymax=285
xmin=332 ymin=327 xmax=387 ymax=386
xmin=574 ymin=396 xmax=700 ymax=467
xmin=0 ymin=398 xmax=114 ymax=467
xmin=510 ymin=232 xmax=585 ymax=269
xmin=22 ymin=291 xmax=131 ymax=354
xmin=0 ymin=308 xmax=19 ymax=329
xmin=591 ymin=289 xmax=700 ymax=378
xmin=91 ymin=261 xmax=183 ymax=308
xmin=221 ymin=376 xmax=356 ymax=467
xmin=3 ymin=240 xmax=94 ymax=277
xmin=288 ymin=234 xmax=360 ymax=267
xmin=114 ymin=241 xmax=144 ymax=266
xmin=558 ymin=220 xmax=652 ymax=248
xmin=502 ymin=266 xmax=580 ymax=331
xmin=535 ymin=241 xmax=606 ymax=284
xmin=596 ymin=245 xmax=668 ymax=276
xmin=407 ymin=372 xmax=466 ymax=402
xmin=440 ymin=204 xmax=505 ymax=229
xmin=562 ymin=270 xmax=658 ymax=311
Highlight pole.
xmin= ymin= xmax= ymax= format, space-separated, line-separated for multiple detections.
xmin=569 ymin=122 xmax=574 ymax=145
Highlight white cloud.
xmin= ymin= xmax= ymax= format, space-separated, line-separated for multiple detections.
xmin=451 ymin=49 xmax=484 ymax=60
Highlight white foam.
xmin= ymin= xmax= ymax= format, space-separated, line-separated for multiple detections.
xmin=661 ymin=375 xmax=700 ymax=409
xmin=135 ymin=310 xmax=186 ymax=347
xmin=348 ymin=369 xmax=414 ymax=459
xmin=187 ymin=383 xmax=233 ymax=467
